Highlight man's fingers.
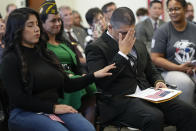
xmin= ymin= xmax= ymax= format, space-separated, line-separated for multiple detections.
xmin=119 ymin=33 xmax=122 ymax=43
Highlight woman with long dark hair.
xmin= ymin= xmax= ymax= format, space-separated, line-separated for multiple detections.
xmin=1 ymin=7 xmax=115 ymax=131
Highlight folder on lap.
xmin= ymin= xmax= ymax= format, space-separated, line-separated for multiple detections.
xmin=126 ymin=88 xmax=182 ymax=103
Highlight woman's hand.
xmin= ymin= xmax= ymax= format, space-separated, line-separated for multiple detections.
xmin=54 ymin=104 xmax=78 ymax=114
xmin=155 ymin=82 xmax=167 ymax=90
xmin=93 ymin=63 xmax=116 ymax=78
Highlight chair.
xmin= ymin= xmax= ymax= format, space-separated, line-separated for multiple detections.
xmin=94 ymin=83 xmax=177 ymax=131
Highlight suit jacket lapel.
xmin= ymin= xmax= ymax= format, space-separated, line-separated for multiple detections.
xmin=63 ymin=32 xmax=71 ymax=43
xmin=100 ymin=32 xmax=119 ymax=62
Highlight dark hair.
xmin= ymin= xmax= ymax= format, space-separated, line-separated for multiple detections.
xmin=72 ymin=10 xmax=81 ymax=18
xmin=186 ymin=2 xmax=192 ymax=7
xmin=85 ymin=7 xmax=103 ymax=26
xmin=40 ymin=13 xmax=67 ymax=46
xmin=101 ymin=2 xmax=116 ymax=13
xmin=4 ymin=8 xmax=63 ymax=92
xmin=149 ymin=0 xmax=162 ymax=8
xmin=110 ymin=7 xmax=135 ymax=29
xmin=6 ymin=3 xmax=16 ymax=12
xmin=0 ymin=13 xmax=2 ymax=19
xmin=166 ymin=0 xmax=187 ymax=8
xmin=136 ymin=8 xmax=148 ymax=17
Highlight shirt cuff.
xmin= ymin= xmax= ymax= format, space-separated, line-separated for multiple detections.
xmin=118 ymin=51 xmax=129 ymax=60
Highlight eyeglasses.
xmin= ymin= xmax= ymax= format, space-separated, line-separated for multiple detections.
xmin=167 ymin=7 xmax=182 ymax=13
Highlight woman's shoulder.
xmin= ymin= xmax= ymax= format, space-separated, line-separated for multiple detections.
xmin=2 ymin=51 xmax=18 ymax=65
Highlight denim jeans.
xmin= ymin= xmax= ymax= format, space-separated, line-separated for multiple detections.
xmin=8 ymin=108 xmax=95 ymax=131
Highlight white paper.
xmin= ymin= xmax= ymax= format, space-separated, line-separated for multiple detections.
xmin=126 ymin=88 xmax=182 ymax=103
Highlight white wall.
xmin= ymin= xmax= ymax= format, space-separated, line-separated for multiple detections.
xmin=0 ymin=0 xmax=26 ymax=18
xmin=0 ymin=0 xmax=196 ymax=27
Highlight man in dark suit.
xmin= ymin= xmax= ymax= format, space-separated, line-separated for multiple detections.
xmin=85 ymin=7 xmax=196 ymax=131
xmin=135 ymin=0 xmax=165 ymax=52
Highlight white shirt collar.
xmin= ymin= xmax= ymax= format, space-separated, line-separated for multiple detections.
xmin=64 ymin=28 xmax=73 ymax=33
xmin=150 ymin=18 xmax=159 ymax=25
xmin=106 ymin=30 xmax=115 ymax=40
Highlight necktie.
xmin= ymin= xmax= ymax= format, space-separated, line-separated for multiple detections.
xmin=127 ymin=54 xmax=137 ymax=70
xmin=67 ymin=31 xmax=77 ymax=43
xmin=67 ymin=31 xmax=83 ymax=58
xmin=154 ymin=21 xmax=157 ymax=31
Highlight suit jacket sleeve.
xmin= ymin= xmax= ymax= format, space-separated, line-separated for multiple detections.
xmin=85 ymin=44 xmax=130 ymax=91
xmin=144 ymin=49 xmax=164 ymax=86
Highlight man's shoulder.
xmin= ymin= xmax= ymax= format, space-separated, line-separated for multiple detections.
xmin=87 ymin=37 xmax=107 ymax=50
xmin=136 ymin=18 xmax=150 ymax=27
xmin=188 ymin=21 xmax=196 ymax=28
xmin=73 ymin=26 xmax=87 ymax=34
xmin=136 ymin=18 xmax=152 ymax=32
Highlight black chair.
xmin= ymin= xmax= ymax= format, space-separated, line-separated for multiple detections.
xmin=94 ymin=83 xmax=177 ymax=131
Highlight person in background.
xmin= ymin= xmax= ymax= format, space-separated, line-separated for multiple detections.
xmin=151 ymin=0 xmax=196 ymax=105
xmin=59 ymin=6 xmax=87 ymax=64
xmin=1 ymin=7 xmax=115 ymax=131
xmin=136 ymin=7 xmax=149 ymax=23
xmin=85 ymin=7 xmax=196 ymax=131
xmin=85 ymin=7 xmax=107 ymax=47
xmin=101 ymin=2 xmax=116 ymax=25
xmin=4 ymin=3 xmax=17 ymax=23
xmin=135 ymin=0 xmax=165 ymax=52
xmin=185 ymin=2 xmax=196 ymax=24
xmin=72 ymin=10 xmax=87 ymax=32
xmin=0 ymin=14 xmax=5 ymax=63
xmin=40 ymin=0 xmax=97 ymax=123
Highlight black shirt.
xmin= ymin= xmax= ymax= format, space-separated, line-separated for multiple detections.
xmin=1 ymin=46 xmax=94 ymax=113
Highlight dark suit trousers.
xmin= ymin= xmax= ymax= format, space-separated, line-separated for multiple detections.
xmin=115 ymin=98 xmax=196 ymax=131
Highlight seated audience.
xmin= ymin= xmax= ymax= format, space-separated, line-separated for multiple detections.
xmin=185 ymin=2 xmax=196 ymax=24
xmin=135 ymin=0 xmax=165 ymax=52
xmin=72 ymin=10 xmax=87 ymax=32
xmin=85 ymin=7 xmax=107 ymax=47
xmin=101 ymin=2 xmax=116 ymax=25
xmin=59 ymin=6 xmax=87 ymax=66
xmin=85 ymin=7 xmax=196 ymax=131
xmin=151 ymin=0 xmax=196 ymax=105
xmin=0 ymin=14 xmax=5 ymax=61
xmin=1 ymin=7 xmax=115 ymax=131
xmin=4 ymin=3 xmax=17 ymax=23
xmin=40 ymin=1 xmax=97 ymax=123
xmin=136 ymin=7 xmax=149 ymax=23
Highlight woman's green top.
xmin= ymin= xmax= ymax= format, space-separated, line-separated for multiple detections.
xmin=47 ymin=43 xmax=96 ymax=109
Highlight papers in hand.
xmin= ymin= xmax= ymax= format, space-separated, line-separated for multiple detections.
xmin=126 ymin=88 xmax=182 ymax=103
